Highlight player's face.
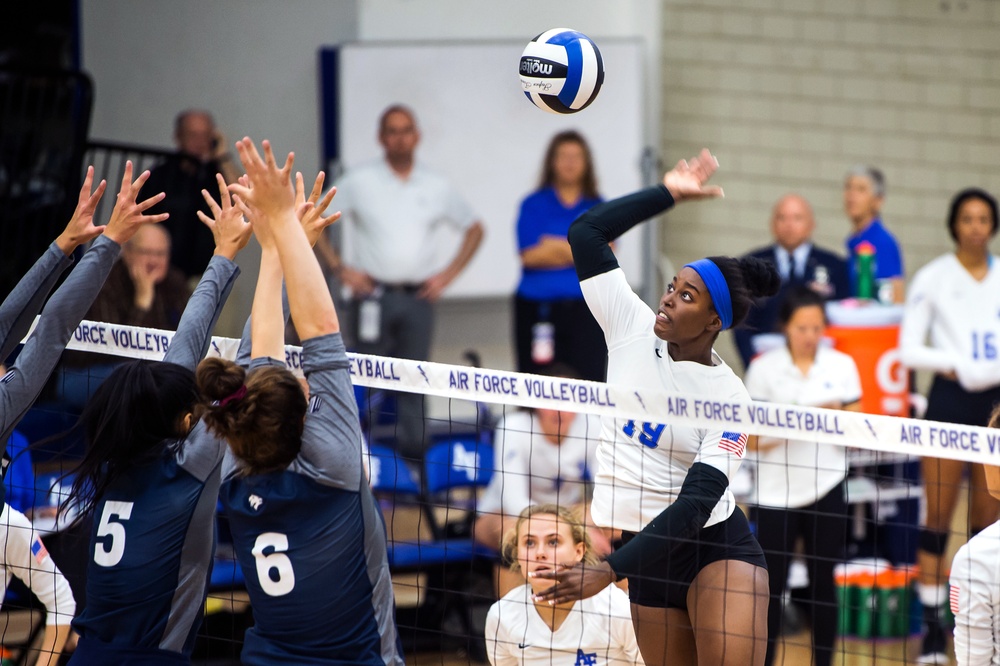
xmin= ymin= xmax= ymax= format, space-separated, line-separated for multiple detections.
xmin=518 ymin=514 xmax=586 ymax=592
xmin=654 ymin=267 xmax=719 ymax=343
xmin=379 ymin=111 xmax=420 ymax=161
xmin=771 ymin=196 xmax=815 ymax=252
xmin=783 ymin=304 xmax=826 ymax=361
xmin=552 ymin=141 xmax=587 ymax=188
xmin=535 ymin=408 xmax=576 ymax=443
xmin=954 ymin=197 xmax=994 ymax=252
xmin=843 ymin=175 xmax=882 ymax=224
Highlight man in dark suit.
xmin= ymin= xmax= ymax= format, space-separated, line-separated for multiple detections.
xmin=735 ymin=194 xmax=850 ymax=369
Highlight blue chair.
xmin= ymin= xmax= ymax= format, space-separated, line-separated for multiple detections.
xmin=384 ymin=437 xmax=494 ymax=657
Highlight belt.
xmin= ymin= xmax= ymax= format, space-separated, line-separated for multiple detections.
xmin=378 ymin=282 xmax=422 ymax=294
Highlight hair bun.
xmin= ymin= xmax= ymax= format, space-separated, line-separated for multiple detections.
xmin=196 ymin=358 xmax=247 ymax=404
xmin=737 ymin=256 xmax=781 ymax=298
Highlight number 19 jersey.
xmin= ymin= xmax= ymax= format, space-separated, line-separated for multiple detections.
xmin=580 ymin=269 xmax=751 ymax=535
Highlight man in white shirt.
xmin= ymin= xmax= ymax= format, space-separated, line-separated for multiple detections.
xmin=317 ymin=105 xmax=484 ymax=457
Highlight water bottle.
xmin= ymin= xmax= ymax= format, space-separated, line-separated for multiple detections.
xmin=853 ymin=572 xmax=876 ymax=638
xmin=835 ymin=569 xmax=852 ymax=636
xmin=531 ymin=319 xmax=555 ymax=365
xmin=855 ymin=241 xmax=876 ymax=300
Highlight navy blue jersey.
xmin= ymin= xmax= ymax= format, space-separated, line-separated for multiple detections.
xmin=221 ymin=333 xmax=403 ymax=665
xmin=70 ymin=256 xmax=239 ymax=663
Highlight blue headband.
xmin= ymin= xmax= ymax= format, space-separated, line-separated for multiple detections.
xmin=684 ymin=259 xmax=734 ymax=330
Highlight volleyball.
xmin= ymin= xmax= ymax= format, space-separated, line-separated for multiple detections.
xmin=519 ymin=28 xmax=604 ymax=114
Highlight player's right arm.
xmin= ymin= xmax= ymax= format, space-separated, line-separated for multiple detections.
xmin=0 ymin=163 xmax=167 ymax=442
xmin=229 ymin=139 xmax=361 ymax=487
xmin=899 ymin=260 xmax=960 ymax=374
xmin=0 ymin=167 xmax=108 ymax=361
xmin=165 ymin=174 xmax=250 ymax=370
xmin=569 ymin=149 xmax=722 ymax=344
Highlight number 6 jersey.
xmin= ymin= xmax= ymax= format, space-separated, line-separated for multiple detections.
xmin=220 ymin=333 xmax=403 ymax=666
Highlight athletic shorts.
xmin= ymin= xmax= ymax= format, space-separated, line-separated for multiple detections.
xmin=926 ymin=375 xmax=1000 ymax=427
xmin=620 ymin=506 xmax=766 ymax=610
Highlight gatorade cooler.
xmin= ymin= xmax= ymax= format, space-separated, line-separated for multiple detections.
xmin=825 ymin=302 xmax=908 ymax=416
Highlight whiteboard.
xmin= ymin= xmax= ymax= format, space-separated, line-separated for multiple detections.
xmin=329 ymin=40 xmax=647 ymax=299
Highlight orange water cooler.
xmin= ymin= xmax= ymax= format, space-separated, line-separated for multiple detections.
xmin=826 ymin=302 xmax=909 ymax=416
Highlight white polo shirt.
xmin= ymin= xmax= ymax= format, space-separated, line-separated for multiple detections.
xmin=478 ymin=410 xmax=600 ymax=518
xmin=580 ymin=269 xmax=752 ymax=534
xmin=485 ymin=584 xmax=642 ymax=665
xmin=950 ymin=520 xmax=1000 ymax=666
xmin=335 ymin=160 xmax=478 ymax=284
xmin=743 ymin=345 xmax=862 ymax=509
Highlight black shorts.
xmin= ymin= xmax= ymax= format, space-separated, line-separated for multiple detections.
xmin=926 ymin=375 xmax=1000 ymax=426
xmin=620 ymin=507 xmax=766 ymax=611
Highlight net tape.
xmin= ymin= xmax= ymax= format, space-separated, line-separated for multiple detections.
xmin=42 ymin=318 xmax=998 ymax=466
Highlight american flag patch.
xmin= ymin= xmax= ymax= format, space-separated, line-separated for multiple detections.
xmin=719 ymin=431 xmax=748 ymax=458
xmin=308 ymin=395 xmax=323 ymax=413
xmin=950 ymin=584 xmax=961 ymax=615
xmin=0 ymin=370 xmax=14 ymax=384
xmin=30 ymin=537 xmax=48 ymax=565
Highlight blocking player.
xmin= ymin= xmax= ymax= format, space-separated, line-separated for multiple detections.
xmin=64 ymin=174 xmax=251 ymax=665
xmin=199 ymin=138 xmax=402 ymax=665
xmin=0 ymin=164 xmax=161 ymax=665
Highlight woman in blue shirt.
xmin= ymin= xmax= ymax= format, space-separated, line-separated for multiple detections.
xmin=514 ymin=131 xmax=607 ymax=381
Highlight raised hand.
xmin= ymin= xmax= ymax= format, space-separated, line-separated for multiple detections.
xmin=103 ymin=161 xmax=170 ymax=245
xmin=294 ymin=171 xmax=341 ymax=248
xmin=227 ymin=138 xmax=295 ymax=224
xmin=55 ymin=166 xmax=108 ymax=255
xmin=197 ymin=173 xmax=253 ymax=261
xmin=662 ymin=148 xmax=724 ymax=203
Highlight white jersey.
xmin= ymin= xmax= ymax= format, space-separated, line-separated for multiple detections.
xmin=580 ymin=269 xmax=751 ymax=533
xmin=743 ymin=345 xmax=862 ymax=508
xmin=479 ymin=411 xmax=600 ymax=517
xmin=334 ymin=160 xmax=478 ymax=284
xmin=0 ymin=503 xmax=75 ymax=625
xmin=485 ymin=584 xmax=643 ymax=666
xmin=900 ymin=253 xmax=1000 ymax=392
xmin=950 ymin=520 xmax=1000 ymax=665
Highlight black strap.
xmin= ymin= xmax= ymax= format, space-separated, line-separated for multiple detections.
xmin=568 ymin=185 xmax=675 ymax=282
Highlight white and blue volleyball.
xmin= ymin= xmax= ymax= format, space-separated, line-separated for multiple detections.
xmin=519 ymin=29 xmax=604 ymax=114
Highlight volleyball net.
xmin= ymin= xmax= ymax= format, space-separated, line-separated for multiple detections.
xmin=6 ymin=317 xmax=998 ymax=664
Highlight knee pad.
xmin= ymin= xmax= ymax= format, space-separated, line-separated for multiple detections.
xmin=919 ymin=528 xmax=949 ymax=556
